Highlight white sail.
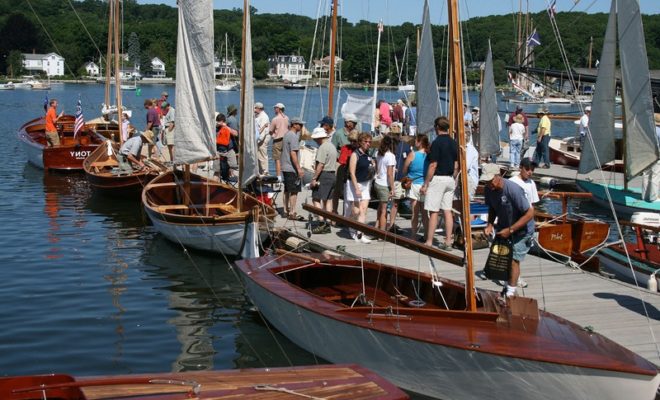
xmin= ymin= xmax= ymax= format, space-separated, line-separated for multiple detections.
xmin=617 ymin=0 xmax=659 ymax=179
xmin=173 ymin=0 xmax=217 ymax=165
xmin=478 ymin=41 xmax=500 ymax=157
xmin=579 ymin=0 xmax=617 ymax=175
xmin=414 ymin=0 xmax=441 ymax=135
xmin=240 ymin=1 xmax=258 ymax=187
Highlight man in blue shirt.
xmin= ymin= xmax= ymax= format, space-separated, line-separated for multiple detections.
xmin=481 ymin=163 xmax=535 ymax=301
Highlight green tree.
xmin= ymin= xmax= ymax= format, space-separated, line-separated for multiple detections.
xmin=128 ymin=32 xmax=141 ymax=68
xmin=6 ymin=50 xmax=23 ymax=77
xmin=253 ymin=59 xmax=269 ymax=80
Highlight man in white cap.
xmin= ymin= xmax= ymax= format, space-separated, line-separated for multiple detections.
xmin=254 ymin=102 xmax=270 ymax=175
xmin=577 ymin=106 xmax=591 ymax=148
xmin=268 ymin=102 xmax=289 ymax=179
xmin=310 ymin=127 xmax=337 ymax=234
xmin=480 ymin=163 xmax=534 ymax=302
xmin=332 ymin=114 xmax=358 ymax=152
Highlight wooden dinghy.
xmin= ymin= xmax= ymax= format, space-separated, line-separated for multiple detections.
xmin=17 ymin=115 xmax=114 ymax=171
xmin=142 ymin=170 xmax=277 ymax=256
xmin=83 ymin=141 xmax=167 ymax=197
xmin=548 ymin=138 xmax=623 ymax=172
xmin=234 ymin=252 xmax=659 ymax=400
xmin=0 ymin=364 xmax=408 ymax=399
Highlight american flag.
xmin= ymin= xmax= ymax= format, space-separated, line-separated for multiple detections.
xmin=547 ymin=0 xmax=557 ymax=18
xmin=73 ymin=98 xmax=84 ymax=138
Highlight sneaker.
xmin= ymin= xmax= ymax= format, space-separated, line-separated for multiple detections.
xmin=360 ymin=235 xmax=372 ymax=244
xmin=517 ymin=278 xmax=528 ymax=288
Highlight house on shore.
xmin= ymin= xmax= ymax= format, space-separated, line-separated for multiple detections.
xmin=83 ymin=61 xmax=100 ymax=77
xmin=267 ymin=54 xmax=311 ymax=83
xmin=312 ymin=55 xmax=343 ymax=79
xmin=22 ymin=52 xmax=65 ymax=77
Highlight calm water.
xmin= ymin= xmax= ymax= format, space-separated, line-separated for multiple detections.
xmin=0 ymin=84 xmax=611 ymax=396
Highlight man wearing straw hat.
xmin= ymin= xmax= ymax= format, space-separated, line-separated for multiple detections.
xmin=116 ymin=130 xmax=155 ymax=174
xmin=532 ymin=108 xmax=551 ymax=168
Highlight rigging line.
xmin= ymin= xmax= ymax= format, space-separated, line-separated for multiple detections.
xmin=66 ymin=0 xmax=105 ymax=66
xmin=25 ymin=0 xmax=78 ymax=78
xmin=299 ymin=0 xmax=324 ymax=120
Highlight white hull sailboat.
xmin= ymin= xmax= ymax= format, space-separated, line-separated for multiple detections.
xmin=234 ymin=1 xmax=660 ymax=398
xmin=576 ymin=0 xmax=659 ymax=214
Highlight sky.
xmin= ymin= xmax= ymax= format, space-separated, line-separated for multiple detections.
xmin=138 ymin=0 xmax=659 ymax=25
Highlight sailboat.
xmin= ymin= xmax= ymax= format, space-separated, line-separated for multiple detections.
xmin=215 ymin=32 xmax=240 ymax=91
xmin=576 ymin=0 xmax=660 ymax=214
xmin=83 ymin=0 xmax=164 ymax=196
xmin=142 ymin=0 xmax=276 ymax=257
xmin=0 ymin=364 xmax=408 ymax=399
xmin=233 ymin=1 xmax=660 ymax=398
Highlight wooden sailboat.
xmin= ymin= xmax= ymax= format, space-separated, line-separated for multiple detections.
xmin=142 ymin=0 xmax=276 ymax=257
xmin=0 ymin=364 xmax=408 ymax=400
xmin=234 ymin=1 xmax=660 ymax=398
xmin=215 ymin=33 xmax=240 ymax=91
xmin=576 ymin=0 xmax=660 ymax=214
xmin=84 ymin=0 xmax=164 ymax=195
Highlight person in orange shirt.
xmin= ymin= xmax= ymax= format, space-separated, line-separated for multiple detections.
xmin=45 ymin=99 xmax=63 ymax=147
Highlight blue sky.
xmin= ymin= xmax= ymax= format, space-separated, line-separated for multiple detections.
xmin=138 ymin=0 xmax=659 ymax=25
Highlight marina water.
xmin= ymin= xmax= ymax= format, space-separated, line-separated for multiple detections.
xmin=0 ymin=84 xmax=615 ymax=397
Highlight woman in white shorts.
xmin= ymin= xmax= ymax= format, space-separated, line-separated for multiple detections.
xmin=402 ymin=134 xmax=430 ymax=240
xmin=347 ymin=132 xmax=374 ymax=243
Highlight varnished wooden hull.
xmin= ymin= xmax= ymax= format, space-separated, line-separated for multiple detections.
xmin=83 ymin=143 xmax=159 ymax=197
xmin=234 ymin=255 xmax=659 ymax=399
xmin=18 ymin=116 xmax=111 ymax=171
xmin=142 ymin=171 xmax=277 ymax=256
xmin=598 ymin=243 xmax=660 ymax=287
xmin=548 ymin=138 xmax=623 ymax=172
xmin=0 ymin=365 xmax=408 ymax=399
xmin=536 ymin=213 xmax=610 ymax=258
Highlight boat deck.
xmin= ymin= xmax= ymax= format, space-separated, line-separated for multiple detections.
xmin=275 ymin=196 xmax=660 ymax=367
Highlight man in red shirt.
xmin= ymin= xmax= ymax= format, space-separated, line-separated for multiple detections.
xmin=45 ymin=99 xmax=63 ymax=147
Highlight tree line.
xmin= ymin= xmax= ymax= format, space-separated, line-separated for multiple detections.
xmin=1 ymin=0 xmax=658 ymax=84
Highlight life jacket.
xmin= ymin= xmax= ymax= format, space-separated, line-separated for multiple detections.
xmin=216 ymin=126 xmax=233 ymax=150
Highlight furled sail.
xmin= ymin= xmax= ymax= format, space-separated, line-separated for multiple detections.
xmin=240 ymin=1 xmax=258 ymax=187
xmin=579 ymin=0 xmax=617 ymax=175
xmin=414 ymin=0 xmax=441 ymax=135
xmin=617 ymin=0 xmax=659 ymax=179
xmin=173 ymin=0 xmax=217 ymax=165
xmin=478 ymin=41 xmax=500 ymax=157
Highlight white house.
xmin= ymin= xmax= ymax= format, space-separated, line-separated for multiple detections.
xmin=22 ymin=52 xmax=65 ymax=76
xmin=150 ymin=57 xmax=166 ymax=78
xmin=267 ymin=55 xmax=311 ymax=83
xmin=83 ymin=61 xmax=100 ymax=77
xmin=214 ymin=56 xmax=238 ymax=79
xmin=312 ymin=55 xmax=343 ymax=79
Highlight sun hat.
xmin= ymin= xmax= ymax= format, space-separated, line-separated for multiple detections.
xmin=226 ymin=104 xmax=237 ymax=114
xmin=141 ymin=129 xmax=155 ymax=145
xmin=343 ymin=113 xmax=359 ymax=123
xmin=472 ymin=106 xmax=480 ymax=111
xmin=311 ymin=127 xmax=328 ymax=139
xmin=254 ymin=102 xmax=264 ymax=109
xmin=585 ymin=106 xmax=591 ymax=112
xmin=479 ymin=163 xmax=501 ymax=182
xmin=290 ymin=117 xmax=305 ymax=126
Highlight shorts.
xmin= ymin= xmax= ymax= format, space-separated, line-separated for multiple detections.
xmin=45 ymin=131 xmax=60 ymax=146
xmin=345 ymin=180 xmax=371 ymax=202
xmin=272 ymin=138 xmax=283 ymax=161
xmin=374 ymin=183 xmax=391 ymax=202
xmin=512 ymin=231 xmax=534 ymax=261
xmin=283 ymin=171 xmax=301 ymax=193
xmin=392 ymin=181 xmax=405 ymax=200
xmin=424 ymin=175 xmax=455 ymax=212
xmin=312 ymin=171 xmax=335 ymax=201
xmin=407 ymin=183 xmax=424 ymax=201
xmin=164 ymin=127 xmax=175 ymax=145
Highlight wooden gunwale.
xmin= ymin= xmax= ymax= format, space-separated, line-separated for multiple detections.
xmin=235 ymin=254 xmax=658 ymax=376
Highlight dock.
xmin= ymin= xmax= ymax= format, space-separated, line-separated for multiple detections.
xmin=273 ymin=192 xmax=660 ymax=367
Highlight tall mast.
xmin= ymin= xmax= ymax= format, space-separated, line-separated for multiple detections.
xmin=113 ymin=0 xmax=124 ymax=143
xmin=371 ymin=20 xmax=383 ymax=132
xmin=238 ymin=0 xmax=248 ymax=212
xmin=225 ymin=32 xmax=229 ymax=80
xmin=104 ymin=1 xmax=114 ymax=108
xmin=448 ymin=0 xmax=476 ymax=311
xmin=327 ymin=0 xmax=338 ymax=117
xmin=588 ymin=36 xmax=593 ymax=68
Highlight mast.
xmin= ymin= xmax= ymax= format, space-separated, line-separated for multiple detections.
xmin=371 ymin=20 xmax=383 ymax=132
xmin=225 ymin=32 xmax=229 ymax=81
xmin=447 ymin=0 xmax=476 ymax=311
xmin=238 ymin=0 xmax=248 ymax=212
xmin=588 ymin=36 xmax=593 ymax=68
xmin=104 ymin=1 xmax=114 ymax=108
xmin=113 ymin=0 xmax=124 ymax=143
xmin=327 ymin=0 xmax=338 ymax=117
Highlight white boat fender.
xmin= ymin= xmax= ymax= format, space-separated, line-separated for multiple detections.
xmin=648 ymin=273 xmax=658 ymax=292
xmin=106 ymin=140 xmax=113 ymax=156
xmin=538 ymin=177 xmax=557 ymax=188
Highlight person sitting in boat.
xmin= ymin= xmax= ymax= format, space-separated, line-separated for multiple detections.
xmin=215 ymin=113 xmax=238 ymax=181
xmin=116 ymin=130 xmax=155 ymax=174
xmin=45 ymin=98 xmax=64 ymax=147
xmin=480 ymin=163 xmax=535 ymax=301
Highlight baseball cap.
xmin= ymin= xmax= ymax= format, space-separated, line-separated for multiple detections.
xmin=290 ymin=117 xmax=305 ymax=125
xmin=479 ymin=163 xmax=501 ymax=182
xmin=343 ymin=113 xmax=359 ymax=123
xmin=318 ymin=116 xmax=334 ymax=126
xmin=274 ymin=102 xmax=285 ymax=110
xmin=254 ymin=102 xmax=264 ymax=109
xmin=161 ymin=91 xmax=168 ymax=97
